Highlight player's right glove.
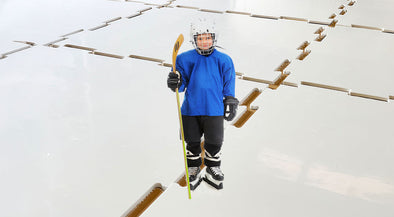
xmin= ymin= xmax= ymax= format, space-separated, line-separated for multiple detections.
xmin=167 ymin=71 xmax=182 ymax=92
xmin=223 ymin=96 xmax=239 ymax=121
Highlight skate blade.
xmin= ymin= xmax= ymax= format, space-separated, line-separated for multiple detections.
xmin=190 ymin=177 xmax=202 ymax=191
xmin=203 ymin=173 xmax=223 ymax=190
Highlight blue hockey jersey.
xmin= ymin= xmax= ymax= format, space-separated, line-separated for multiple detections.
xmin=176 ymin=49 xmax=236 ymax=116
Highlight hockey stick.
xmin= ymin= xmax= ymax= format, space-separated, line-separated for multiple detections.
xmin=172 ymin=34 xmax=191 ymax=199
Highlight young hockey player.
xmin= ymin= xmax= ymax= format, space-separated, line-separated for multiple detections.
xmin=167 ymin=19 xmax=239 ymax=190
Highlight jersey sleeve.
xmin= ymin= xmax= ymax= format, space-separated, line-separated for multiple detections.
xmin=175 ymin=55 xmax=188 ymax=92
xmin=222 ymin=56 xmax=236 ymax=98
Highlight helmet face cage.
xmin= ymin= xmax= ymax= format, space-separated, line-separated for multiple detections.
xmin=190 ymin=19 xmax=217 ymax=55
xmin=193 ymin=33 xmax=216 ymax=55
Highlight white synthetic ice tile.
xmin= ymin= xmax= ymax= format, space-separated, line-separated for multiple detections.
xmin=144 ymin=86 xmax=394 ymax=217
xmin=0 ymin=46 xmax=184 ymax=216
xmin=225 ymin=17 xmax=316 ymax=80
xmin=287 ymin=25 xmax=394 ymax=97
xmin=338 ymin=0 xmax=394 ymax=31
xmin=176 ymin=0 xmax=344 ymax=21
xmin=62 ymin=6 xmax=317 ymax=81
xmin=2 ymin=0 xmax=394 ymax=217
xmin=244 ymin=86 xmax=394 ymax=180
xmin=60 ymin=7 xmax=192 ymax=61
xmin=0 ymin=0 xmax=145 ymax=47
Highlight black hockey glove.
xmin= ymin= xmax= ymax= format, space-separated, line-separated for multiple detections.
xmin=167 ymin=71 xmax=182 ymax=92
xmin=223 ymin=96 xmax=239 ymax=121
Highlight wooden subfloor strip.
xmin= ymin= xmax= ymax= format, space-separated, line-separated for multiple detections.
xmin=233 ymin=106 xmax=259 ymax=128
xmin=13 ymin=40 xmax=36 ymax=46
xmin=126 ymin=12 xmax=142 ymax=19
xmin=226 ymin=10 xmax=251 ymax=16
xmin=64 ymin=44 xmax=96 ymax=51
xmin=176 ymin=5 xmax=199 ymax=10
xmin=240 ymin=88 xmax=262 ymax=107
xmin=301 ymin=81 xmax=349 ymax=93
xmin=283 ymin=81 xmax=298 ymax=88
xmin=1 ymin=46 xmax=31 ymax=56
xmin=105 ymin=17 xmax=122 ymax=24
xmin=44 ymin=38 xmax=67 ymax=47
xmin=241 ymin=76 xmax=272 ymax=85
xmin=139 ymin=7 xmax=153 ymax=13
xmin=161 ymin=62 xmax=172 ymax=68
xmin=240 ymin=76 xmax=297 ymax=88
xmin=235 ymin=71 xmax=244 ymax=76
xmin=280 ymin=16 xmax=308 ymax=22
xmin=60 ymin=29 xmax=84 ymax=37
xmin=124 ymin=183 xmax=165 ymax=217
xmin=250 ymin=14 xmax=279 ymax=20
xmin=129 ymin=54 xmax=164 ymax=63
xmin=199 ymin=8 xmax=224 ymax=14
xmin=349 ymin=92 xmax=388 ymax=102
xmin=269 ymin=72 xmax=290 ymax=90
xmin=308 ymin=20 xmax=329 ymax=26
xmin=351 ymin=24 xmax=382 ymax=31
xmin=89 ymin=23 xmax=109 ymax=31
xmin=92 ymin=51 xmax=124 ymax=59
xmin=383 ymin=29 xmax=394 ymax=34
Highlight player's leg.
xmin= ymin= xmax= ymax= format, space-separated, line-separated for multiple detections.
xmin=182 ymin=115 xmax=203 ymax=190
xmin=202 ymin=116 xmax=225 ymax=189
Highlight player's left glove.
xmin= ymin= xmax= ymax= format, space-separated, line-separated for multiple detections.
xmin=223 ymin=96 xmax=239 ymax=121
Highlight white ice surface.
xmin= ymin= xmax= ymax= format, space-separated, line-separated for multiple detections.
xmin=176 ymin=0 xmax=343 ymax=21
xmin=287 ymin=25 xmax=394 ymax=97
xmin=1 ymin=0 xmax=394 ymax=217
xmin=144 ymin=85 xmax=394 ymax=217
xmin=0 ymin=0 xmax=146 ymax=50
xmin=0 ymin=45 xmax=185 ymax=216
xmin=338 ymin=0 xmax=394 ymax=30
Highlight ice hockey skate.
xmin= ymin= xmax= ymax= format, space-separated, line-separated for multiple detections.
xmin=203 ymin=166 xmax=224 ymax=190
xmin=188 ymin=167 xmax=202 ymax=190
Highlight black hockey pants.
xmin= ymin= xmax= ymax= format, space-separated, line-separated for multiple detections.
xmin=182 ymin=115 xmax=224 ymax=167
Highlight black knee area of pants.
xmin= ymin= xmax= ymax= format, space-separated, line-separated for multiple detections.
xmin=187 ymin=142 xmax=202 ymax=155
xmin=187 ymin=142 xmax=202 ymax=167
xmin=204 ymin=142 xmax=221 ymax=157
xmin=204 ymin=142 xmax=222 ymax=167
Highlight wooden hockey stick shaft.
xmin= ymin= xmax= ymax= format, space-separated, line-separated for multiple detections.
xmin=172 ymin=34 xmax=191 ymax=199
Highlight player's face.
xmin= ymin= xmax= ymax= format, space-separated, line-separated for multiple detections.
xmin=196 ymin=33 xmax=213 ymax=50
